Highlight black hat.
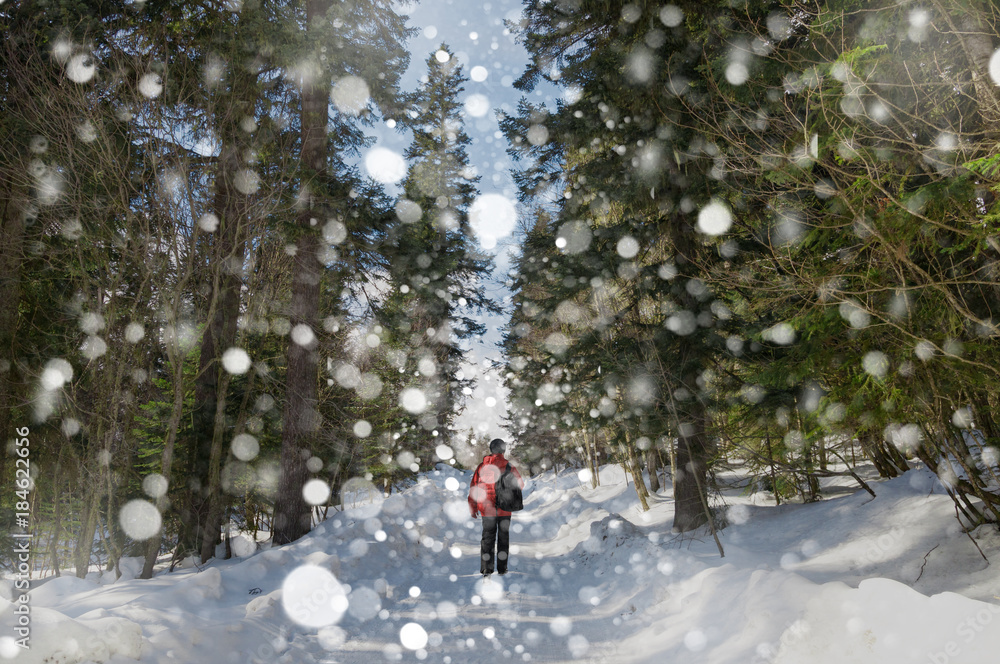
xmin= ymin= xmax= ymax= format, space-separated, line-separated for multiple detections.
xmin=489 ymin=438 xmax=507 ymax=454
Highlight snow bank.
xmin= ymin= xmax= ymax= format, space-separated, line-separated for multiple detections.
xmin=776 ymin=578 xmax=1000 ymax=664
xmin=0 ymin=597 xmax=142 ymax=664
xmin=4 ymin=463 xmax=999 ymax=663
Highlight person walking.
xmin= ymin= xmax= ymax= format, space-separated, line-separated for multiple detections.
xmin=468 ymin=438 xmax=524 ymax=577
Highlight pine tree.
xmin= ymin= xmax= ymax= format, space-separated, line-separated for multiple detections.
xmin=272 ymin=0 xmax=412 ymax=545
xmin=376 ymin=45 xmax=499 ymax=470
xmin=505 ymin=1 xmax=733 ymax=531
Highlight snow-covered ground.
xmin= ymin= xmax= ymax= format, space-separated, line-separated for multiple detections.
xmin=3 ymin=462 xmax=1000 ymax=664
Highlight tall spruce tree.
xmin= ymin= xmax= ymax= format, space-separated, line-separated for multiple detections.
xmin=505 ymin=0 xmax=741 ymax=531
xmin=377 ymin=45 xmax=499 ymax=467
xmin=272 ymin=0 xmax=411 ymax=544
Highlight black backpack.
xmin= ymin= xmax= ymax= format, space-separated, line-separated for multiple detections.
xmin=494 ymin=464 xmax=523 ymax=512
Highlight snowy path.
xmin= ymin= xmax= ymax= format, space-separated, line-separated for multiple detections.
xmin=5 ymin=464 xmax=1000 ymax=663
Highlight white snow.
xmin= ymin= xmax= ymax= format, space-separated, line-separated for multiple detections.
xmin=4 ymin=462 xmax=1000 ymax=663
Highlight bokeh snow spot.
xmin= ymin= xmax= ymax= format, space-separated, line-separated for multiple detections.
xmin=862 ymin=350 xmax=889 ymax=379
xmin=317 ymin=626 xmax=347 ymax=650
xmin=138 ymin=73 xmax=163 ymax=98
xmin=400 ymin=387 xmax=428 ymax=414
xmin=464 ymin=93 xmax=491 ymax=118
xmin=323 ymin=219 xmax=347 ymax=245
xmin=527 ymin=124 xmax=549 ymax=146
xmin=990 ymin=49 xmax=1000 ymax=86
xmin=697 ymin=200 xmax=733 ymax=235
xmin=726 ymin=61 xmax=749 ymax=86
xmin=221 ymin=347 xmax=251 ymax=374
xmin=198 ymin=213 xmax=219 ymax=233
xmin=543 ymin=332 xmax=571 ymax=356
xmin=395 ymin=198 xmax=423 ymax=224
xmin=119 ymin=499 xmax=161 ymax=540
xmin=303 ymin=479 xmax=331 ymax=506
xmin=348 ymin=587 xmax=382 ymax=621
xmin=41 ymin=358 xmax=73 ymax=391
xmin=550 ymin=616 xmax=573 ymax=636
xmin=281 ymin=565 xmax=348 ymax=628
xmin=556 ymin=220 xmax=592 ymax=254
xmin=399 ymin=622 xmax=428 ymax=650
xmin=660 ymin=5 xmax=683 ymax=27
xmin=66 ymin=54 xmax=96 ymax=83
xmin=80 ymin=336 xmax=107 ymax=360
xmin=231 ymin=433 xmax=260 ymax=461
xmin=365 ymin=147 xmax=406 ymax=184
xmin=234 ymin=169 xmax=260 ymax=195
xmin=357 ymin=373 xmax=383 ymax=401
xmin=291 ymin=323 xmax=316 ymax=347
xmin=331 ymin=76 xmax=370 ymax=116
xmin=80 ymin=312 xmax=104 ymax=335
xmin=617 ymin=235 xmax=640 ymax=259
xmin=914 ymin=340 xmax=935 ymax=361
xmin=762 ymin=322 xmax=795 ymax=345
xmin=142 ymin=474 xmax=168 ymax=499
xmin=124 ymin=322 xmax=145 ymax=343
xmin=728 ymin=504 xmax=750 ymax=525
xmin=568 ymin=634 xmax=590 ymax=657
xmin=838 ymin=300 xmax=870 ymax=329
xmin=952 ymin=407 xmax=973 ymax=428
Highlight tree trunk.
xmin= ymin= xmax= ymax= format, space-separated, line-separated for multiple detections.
xmin=200 ymin=372 xmax=233 ymax=562
xmin=765 ymin=430 xmax=780 ymax=506
xmin=624 ymin=442 xmax=650 ymax=511
xmin=273 ymin=0 xmax=327 ymax=544
xmin=797 ymin=409 xmax=820 ymax=501
xmin=668 ymin=435 xmax=678 ymax=485
xmin=74 ymin=483 xmax=100 ymax=578
xmin=647 ymin=447 xmax=661 ymax=494
xmin=141 ymin=351 xmax=189 ymax=579
xmin=859 ymin=431 xmax=903 ymax=479
xmin=187 ymin=129 xmax=247 ymax=558
xmin=673 ymin=406 xmax=709 ymax=532
xmin=803 ymin=440 xmax=821 ymax=502
xmin=586 ymin=433 xmax=599 ymax=487
xmin=0 ymin=171 xmax=25 ymax=489
xmin=50 ymin=460 xmax=62 ymax=577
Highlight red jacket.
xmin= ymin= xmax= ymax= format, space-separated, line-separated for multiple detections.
xmin=468 ymin=453 xmax=524 ymax=518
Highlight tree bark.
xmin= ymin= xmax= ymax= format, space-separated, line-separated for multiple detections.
xmin=625 ymin=442 xmax=650 ymax=511
xmin=187 ymin=132 xmax=246 ymax=560
xmin=672 ymin=406 xmax=709 ymax=532
xmin=141 ymin=357 xmax=188 ymax=579
xmin=50 ymin=459 xmax=62 ymax=577
xmin=200 ymin=373 xmax=233 ymax=562
xmin=587 ymin=432 xmax=600 ymax=487
xmin=273 ymin=0 xmax=327 ymax=545
xmin=647 ymin=447 xmax=661 ymax=494
xmin=73 ymin=483 xmax=100 ymax=578
xmin=0 ymin=171 xmax=25 ymax=489
xmin=765 ymin=430 xmax=780 ymax=506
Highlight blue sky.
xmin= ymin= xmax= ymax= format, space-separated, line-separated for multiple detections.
xmin=363 ymin=0 xmax=563 ymax=444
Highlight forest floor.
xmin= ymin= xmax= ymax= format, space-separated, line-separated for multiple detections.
xmin=4 ymin=460 xmax=1000 ymax=663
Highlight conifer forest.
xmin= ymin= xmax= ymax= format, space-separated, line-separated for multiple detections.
xmin=4 ymin=1 xmax=1000 ymax=662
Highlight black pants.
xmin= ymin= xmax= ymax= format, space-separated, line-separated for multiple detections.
xmin=480 ymin=516 xmax=511 ymax=574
